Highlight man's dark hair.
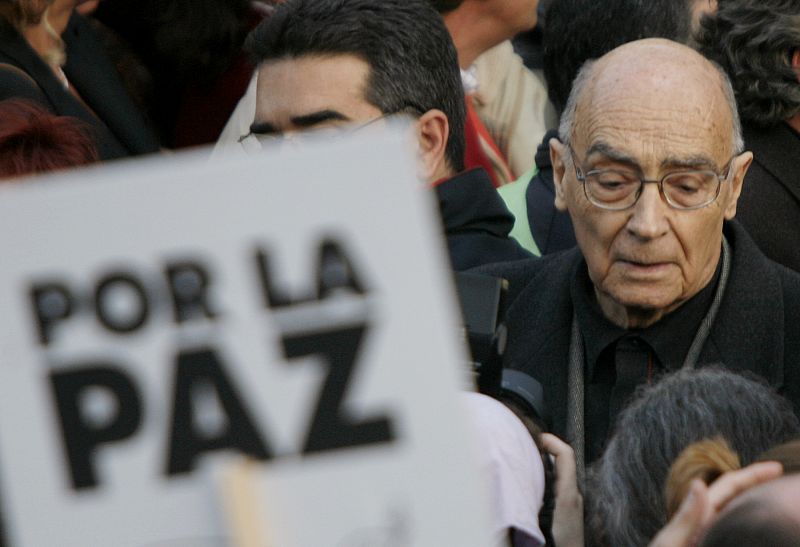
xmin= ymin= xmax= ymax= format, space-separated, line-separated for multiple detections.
xmin=694 ymin=0 xmax=800 ymax=127
xmin=587 ymin=368 xmax=800 ymax=547
xmin=246 ymin=0 xmax=466 ymax=172
xmin=543 ymin=0 xmax=692 ymax=114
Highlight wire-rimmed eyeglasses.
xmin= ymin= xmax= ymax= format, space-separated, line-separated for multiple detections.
xmin=568 ymin=145 xmax=736 ymax=211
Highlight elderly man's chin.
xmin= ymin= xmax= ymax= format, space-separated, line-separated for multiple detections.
xmin=596 ymin=266 xmax=688 ymax=326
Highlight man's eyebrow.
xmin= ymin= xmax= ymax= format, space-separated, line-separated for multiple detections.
xmin=660 ymin=154 xmax=719 ymax=171
xmin=249 ymin=121 xmax=278 ymax=135
xmin=290 ymin=109 xmax=350 ymax=127
xmin=584 ymin=142 xmax=640 ymax=167
xmin=584 ymin=142 xmax=721 ymax=171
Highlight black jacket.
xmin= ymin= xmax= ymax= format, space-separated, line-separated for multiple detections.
xmin=0 ymin=14 xmax=159 ymax=160
xmin=736 ymin=122 xmax=800 ymax=273
xmin=475 ymin=221 xmax=800 ymax=439
xmin=436 ymin=168 xmax=533 ymax=271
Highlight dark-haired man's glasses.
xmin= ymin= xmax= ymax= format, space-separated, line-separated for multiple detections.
xmin=568 ymin=145 xmax=736 ymax=211
xmin=237 ymin=107 xmax=423 ymax=154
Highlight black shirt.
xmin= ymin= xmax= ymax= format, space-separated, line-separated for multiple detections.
xmin=571 ymin=257 xmax=723 ymax=462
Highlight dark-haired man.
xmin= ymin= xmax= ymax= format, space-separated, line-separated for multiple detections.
xmin=239 ymin=0 xmax=530 ymax=270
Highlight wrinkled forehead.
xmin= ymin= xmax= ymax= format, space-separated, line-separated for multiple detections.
xmin=573 ymin=50 xmax=735 ymax=162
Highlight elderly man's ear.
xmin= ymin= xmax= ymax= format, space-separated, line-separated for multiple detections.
xmin=416 ymin=109 xmax=450 ymax=182
xmin=723 ymin=151 xmax=753 ymax=220
xmin=550 ymin=138 xmax=569 ymax=212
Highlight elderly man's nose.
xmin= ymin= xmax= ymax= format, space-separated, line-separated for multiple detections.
xmin=626 ymin=183 xmax=669 ymax=239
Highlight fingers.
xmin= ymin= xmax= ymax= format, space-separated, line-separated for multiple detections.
xmin=648 ymin=479 xmax=708 ymax=547
xmin=541 ymin=433 xmax=584 ymax=547
xmin=705 ymin=461 xmax=782 ymax=514
xmin=540 ymin=432 xmax=582 ymax=510
xmin=541 ymin=432 xmax=577 ymax=482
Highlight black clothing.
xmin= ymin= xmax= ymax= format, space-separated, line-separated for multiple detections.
xmin=736 ymin=122 xmax=800 ymax=273
xmin=0 ymin=14 xmax=159 ymax=160
xmin=62 ymin=13 xmax=159 ymax=156
xmin=436 ymin=168 xmax=533 ymax=271
xmin=573 ymin=258 xmax=722 ymax=461
xmin=526 ymin=130 xmax=577 ymax=254
xmin=473 ymin=221 xmax=800 ymax=464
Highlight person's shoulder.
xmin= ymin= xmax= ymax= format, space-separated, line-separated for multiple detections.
xmin=467 ymin=249 xmax=579 ymax=301
xmin=0 ymin=63 xmax=47 ymax=104
xmin=773 ymin=260 xmax=800 ymax=302
xmin=733 ymin=221 xmax=800 ymax=307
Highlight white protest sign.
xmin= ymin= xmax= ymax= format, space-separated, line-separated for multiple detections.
xmin=0 ymin=126 xmax=493 ymax=546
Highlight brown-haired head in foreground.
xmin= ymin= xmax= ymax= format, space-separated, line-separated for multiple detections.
xmin=665 ymin=437 xmax=800 ymax=519
xmin=664 ymin=437 xmax=742 ymax=518
xmin=0 ymin=99 xmax=99 ymax=179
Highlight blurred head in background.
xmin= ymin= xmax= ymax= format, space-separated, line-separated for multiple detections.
xmin=0 ymin=99 xmax=98 ymax=179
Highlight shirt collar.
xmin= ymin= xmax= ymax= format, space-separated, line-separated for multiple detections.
xmin=460 ymin=66 xmax=479 ymax=95
xmin=572 ymin=254 xmax=723 ymax=380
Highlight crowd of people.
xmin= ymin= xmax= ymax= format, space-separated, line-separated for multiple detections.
xmin=1 ymin=0 xmax=800 ymax=545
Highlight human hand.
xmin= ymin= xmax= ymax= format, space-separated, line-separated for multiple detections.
xmin=540 ymin=433 xmax=583 ymax=547
xmin=648 ymin=461 xmax=782 ymax=547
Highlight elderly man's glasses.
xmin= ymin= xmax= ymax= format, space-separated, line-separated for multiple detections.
xmin=568 ymin=146 xmax=735 ymax=211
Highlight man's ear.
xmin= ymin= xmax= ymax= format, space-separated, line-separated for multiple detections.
xmin=792 ymin=49 xmax=800 ymax=82
xmin=550 ymin=138 xmax=569 ymax=212
xmin=416 ymin=109 xmax=450 ymax=182
xmin=723 ymin=151 xmax=753 ymax=220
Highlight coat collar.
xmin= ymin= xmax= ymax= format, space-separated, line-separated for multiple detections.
xmin=744 ymin=123 xmax=800 ymax=205
xmin=705 ymin=221 xmax=785 ymax=386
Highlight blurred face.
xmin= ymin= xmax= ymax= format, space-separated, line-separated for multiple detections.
xmin=494 ymin=0 xmax=539 ymax=34
xmin=14 ymin=0 xmax=52 ymax=24
xmin=76 ymin=0 xmax=100 ymax=15
xmin=691 ymin=0 xmax=717 ymax=32
xmin=252 ymin=54 xmax=384 ymax=144
xmin=252 ymin=53 xmax=452 ymax=182
xmin=552 ymin=43 xmax=751 ymax=328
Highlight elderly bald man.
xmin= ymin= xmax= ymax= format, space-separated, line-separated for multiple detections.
xmin=477 ymin=38 xmax=800 ymax=468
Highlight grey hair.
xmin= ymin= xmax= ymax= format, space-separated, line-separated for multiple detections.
xmin=558 ymin=56 xmax=745 ymax=154
xmin=557 ymin=59 xmax=595 ymax=149
xmin=586 ymin=367 xmax=800 ymax=547
xmin=694 ymin=0 xmax=800 ymax=127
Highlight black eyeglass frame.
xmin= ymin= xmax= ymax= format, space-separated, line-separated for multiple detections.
xmin=567 ymin=144 xmax=738 ymax=211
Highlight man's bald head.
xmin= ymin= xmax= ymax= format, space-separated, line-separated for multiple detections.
xmin=559 ymin=39 xmax=743 ymax=155
xmin=549 ymin=37 xmax=753 ymax=329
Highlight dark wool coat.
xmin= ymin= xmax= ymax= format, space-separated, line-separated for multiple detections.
xmin=736 ymin=122 xmax=800 ymax=273
xmin=0 ymin=14 xmax=159 ymax=160
xmin=475 ymin=221 xmax=800 ymax=440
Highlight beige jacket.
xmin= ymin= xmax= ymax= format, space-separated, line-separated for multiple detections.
xmin=472 ymin=41 xmax=557 ymax=177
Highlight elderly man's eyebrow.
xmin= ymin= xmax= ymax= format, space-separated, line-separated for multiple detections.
xmin=584 ymin=143 xmax=722 ymax=172
xmin=660 ymin=154 xmax=719 ymax=171
xmin=584 ymin=142 xmax=640 ymax=167
xmin=290 ymin=109 xmax=350 ymax=127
